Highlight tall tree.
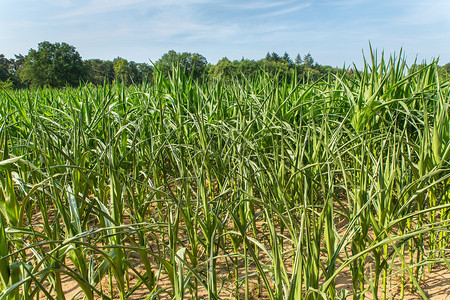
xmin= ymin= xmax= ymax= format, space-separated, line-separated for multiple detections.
xmin=303 ymin=53 xmax=315 ymax=68
xmin=0 ymin=54 xmax=11 ymax=82
xmin=136 ymin=62 xmax=153 ymax=82
xmin=443 ymin=63 xmax=450 ymax=75
xmin=113 ymin=57 xmax=130 ymax=84
xmin=294 ymin=54 xmax=303 ymax=66
xmin=20 ymin=41 xmax=86 ymax=87
xmin=210 ymin=57 xmax=235 ymax=82
xmin=156 ymin=50 xmax=207 ymax=80
xmin=13 ymin=54 xmax=25 ymax=73
xmin=127 ymin=61 xmax=153 ymax=84
xmin=84 ymin=59 xmax=115 ymax=85
xmin=282 ymin=52 xmax=294 ymax=68
xmin=271 ymin=52 xmax=281 ymax=62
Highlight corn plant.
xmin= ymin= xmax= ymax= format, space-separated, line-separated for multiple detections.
xmin=0 ymin=50 xmax=449 ymax=300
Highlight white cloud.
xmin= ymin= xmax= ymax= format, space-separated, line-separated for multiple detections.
xmin=396 ymin=0 xmax=450 ymax=26
xmin=262 ymin=2 xmax=312 ymax=17
xmin=1 ymin=0 xmax=448 ymax=66
xmin=318 ymin=0 xmax=367 ymax=7
xmin=51 ymin=0 xmax=146 ymax=19
xmin=226 ymin=0 xmax=297 ymax=10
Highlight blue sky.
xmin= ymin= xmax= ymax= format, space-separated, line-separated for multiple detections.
xmin=1 ymin=0 xmax=449 ymax=67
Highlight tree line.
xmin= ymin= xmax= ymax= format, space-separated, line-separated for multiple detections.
xmin=1 ymin=41 xmax=449 ymax=89
xmin=0 ymin=42 xmax=153 ymax=88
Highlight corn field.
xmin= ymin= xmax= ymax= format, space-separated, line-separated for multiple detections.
xmin=0 ymin=52 xmax=449 ymax=300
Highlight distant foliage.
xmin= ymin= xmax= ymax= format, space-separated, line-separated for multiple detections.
xmin=208 ymin=51 xmax=341 ymax=84
xmin=84 ymin=59 xmax=115 ymax=85
xmin=1 ymin=42 xmax=449 ymax=89
xmin=0 ymin=54 xmax=10 ymax=82
xmin=19 ymin=41 xmax=86 ymax=87
xmin=113 ymin=58 xmax=131 ymax=85
xmin=156 ymin=50 xmax=208 ymax=81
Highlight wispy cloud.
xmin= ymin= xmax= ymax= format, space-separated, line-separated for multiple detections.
xmin=43 ymin=0 xmax=74 ymax=8
xmin=226 ymin=0 xmax=297 ymax=10
xmin=52 ymin=0 xmax=218 ymax=19
xmin=51 ymin=0 xmax=147 ymax=19
xmin=318 ymin=0 xmax=367 ymax=7
xmin=262 ymin=2 xmax=312 ymax=17
xmin=149 ymin=20 xmax=239 ymax=42
xmin=395 ymin=0 xmax=450 ymax=26
xmin=1 ymin=0 xmax=449 ymax=65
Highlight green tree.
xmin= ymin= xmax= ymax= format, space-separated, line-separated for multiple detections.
xmin=442 ymin=63 xmax=450 ymax=76
xmin=0 ymin=54 xmax=11 ymax=82
xmin=294 ymin=53 xmax=302 ymax=66
xmin=156 ymin=50 xmax=208 ymax=80
xmin=128 ymin=61 xmax=153 ymax=84
xmin=265 ymin=52 xmax=282 ymax=62
xmin=113 ymin=57 xmax=130 ymax=84
xmin=84 ymin=59 xmax=115 ymax=85
xmin=282 ymin=52 xmax=294 ymax=67
xmin=0 ymin=54 xmax=13 ymax=90
xmin=0 ymin=54 xmax=26 ymax=88
xmin=12 ymin=54 xmax=25 ymax=73
xmin=138 ymin=63 xmax=153 ymax=82
xmin=210 ymin=57 xmax=235 ymax=82
xmin=303 ymin=53 xmax=315 ymax=68
xmin=235 ymin=59 xmax=259 ymax=80
xmin=20 ymin=41 xmax=86 ymax=87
